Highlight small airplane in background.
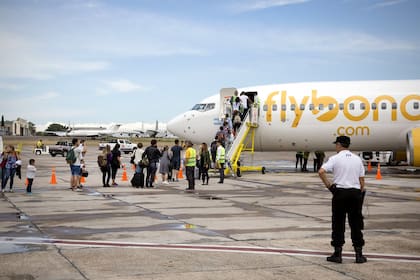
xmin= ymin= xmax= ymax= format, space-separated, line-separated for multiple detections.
xmin=167 ymin=80 xmax=420 ymax=167
xmin=64 ymin=124 xmax=122 ymax=137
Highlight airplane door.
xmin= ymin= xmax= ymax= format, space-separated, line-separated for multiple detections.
xmin=220 ymin=88 xmax=237 ymax=119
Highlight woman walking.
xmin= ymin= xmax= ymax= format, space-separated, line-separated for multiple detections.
xmin=159 ymin=145 xmax=172 ymax=185
xmin=1 ymin=145 xmax=19 ymax=192
xmin=110 ymin=144 xmax=121 ymax=186
xmin=199 ymin=143 xmax=211 ymax=185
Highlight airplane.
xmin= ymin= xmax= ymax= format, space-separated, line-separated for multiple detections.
xmin=65 ymin=124 xmax=122 ymax=137
xmin=167 ymin=80 xmax=420 ymax=167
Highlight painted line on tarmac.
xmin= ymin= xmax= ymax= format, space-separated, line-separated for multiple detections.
xmin=1 ymin=237 xmax=420 ymax=263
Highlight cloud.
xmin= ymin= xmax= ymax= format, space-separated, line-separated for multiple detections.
xmin=106 ymin=79 xmax=147 ymax=93
xmin=370 ymin=0 xmax=407 ymax=9
xmin=0 ymin=31 xmax=109 ymax=80
xmin=232 ymin=0 xmax=311 ymax=12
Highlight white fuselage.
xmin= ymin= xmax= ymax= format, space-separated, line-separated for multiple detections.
xmin=167 ymin=80 xmax=420 ymax=152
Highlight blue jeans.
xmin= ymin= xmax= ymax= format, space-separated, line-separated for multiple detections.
xmin=2 ymin=168 xmax=16 ymax=190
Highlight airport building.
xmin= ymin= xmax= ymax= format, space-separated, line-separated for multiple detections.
xmin=0 ymin=117 xmax=32 ymax=136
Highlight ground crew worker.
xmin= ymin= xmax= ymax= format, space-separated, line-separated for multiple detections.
xmin=36 ymin=140 xmax=44 ymax=149
xmin=216 ymin=140 xmax=225 ymax=184
xmin=318 ymin=136 xmax=367 ymax=264
xmin=184 ymin=141 xmax=197 ymax=191
xmin=295 ymin=151 xmax=303 ymax=169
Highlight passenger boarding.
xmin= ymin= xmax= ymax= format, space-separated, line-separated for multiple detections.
xmin=167 ymin=80 xmax=420 ymax=169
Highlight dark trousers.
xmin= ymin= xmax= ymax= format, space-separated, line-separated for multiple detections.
xmin=218 ymin=163 xmax=225 ymax=183
xmin=111 ymin=166 xmax=119 ymax=180
xmin=186 ymin=166 xmax=195 ymax=189
xmin=101 ymin=166 xmax=111 ymax=185
xmin=26 ymin=178 xmax=34 ymax=193
xmin=201 ymin=166 xmax=209 ymax=184
xmin=146 ymin=162 xmax=157 ymax=187
xmin=331 ymin=188 xmax=365 ymax=248
xmin=295 ymin=155 xmax=303 ymax=169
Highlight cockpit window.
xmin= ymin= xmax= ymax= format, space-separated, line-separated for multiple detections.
xmin=191 ymin=103 xmax=216 ymax=112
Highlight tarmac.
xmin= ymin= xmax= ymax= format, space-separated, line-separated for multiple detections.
xmin=0 ymin=145 xmax=419 ymax=280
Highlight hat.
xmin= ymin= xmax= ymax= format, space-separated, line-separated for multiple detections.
xmin=333 ymin=136 xmax=351 ymax=147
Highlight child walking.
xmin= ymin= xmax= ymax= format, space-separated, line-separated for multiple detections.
xmin=26 ymin=159 xmax=36 ymax=194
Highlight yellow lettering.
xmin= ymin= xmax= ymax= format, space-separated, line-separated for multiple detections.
xmin=311 ymin=90 xmax=338 ymax=121
xmin=373 ymin=95 xmax=397 ymax=121
xmin=401 ymin=94 xmax=420 ymax=121
xmin=343 ymin=96 xmax=370 ymax=121
xmin=264 ymin=91 xmax=279 ymax=122
xmin=262 ymin=88 xmax=418 ymax=127
xmin=289 ymin=95 xmax=309 ymax=128
xmin=337 ymin=126 xmax=370 ymax=136
xmin=281 ymin=91 xmax=286 ymax=122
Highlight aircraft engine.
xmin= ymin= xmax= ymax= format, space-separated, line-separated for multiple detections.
xmin=406 ymin=128 xmax=420 ymax=167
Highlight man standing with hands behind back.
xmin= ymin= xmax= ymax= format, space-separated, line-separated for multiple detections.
xmin=318 ymin=136 xmax=367 ymax=264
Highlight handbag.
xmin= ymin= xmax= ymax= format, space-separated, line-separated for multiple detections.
xmin=81 ymin=170 xmax=89 ymax=177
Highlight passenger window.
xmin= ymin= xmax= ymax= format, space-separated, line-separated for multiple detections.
xmin=371 ymin=103 xmax=377 ymax=110
xmin=300 ymin=104 xmax=305 ymax=110
xmin=272 ymin=104 xmax=278 ymax=111
xmin=290 ymin=104 xmax=296 ymax=111
xmin=328 ymin=104 xmax=334 ymax=110
xmin=414 ymin=102 xmax=419 ymax=110
xmin=349 ymin=103 xmax=355 ymax=110
xmin=309 ymin=104 xmax=314 ymax=110
xmin=360 ymin=103 xmax=366 ymax=110
xmin=263 ymin=105 xmax=268 ymax=111
xmin=318 ymin=104 xmax=324 ymax=110
xmin=281 ymin=104 xmax=286 ymax=111
xmin=381 ymin=103 xmax=387 ymax=110
xmin=392 ymin=103 xmax=397 ymax=110
xmin=339 ymin=103 xmax=344 ymax=110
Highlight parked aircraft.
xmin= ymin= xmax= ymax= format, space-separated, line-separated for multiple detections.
xmin=65 ymin=124 xmax=122 ymax=137
xmin=167 ymin=80 xmax=420 ymax=167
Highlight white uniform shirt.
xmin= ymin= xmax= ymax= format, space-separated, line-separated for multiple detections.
xmin=321 ymin=150 xmax=365 ymax=189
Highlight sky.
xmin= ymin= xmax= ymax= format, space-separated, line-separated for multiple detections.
xmin=0 ymin=0 xmax=419 ymax=129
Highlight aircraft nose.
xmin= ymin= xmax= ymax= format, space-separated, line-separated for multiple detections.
xmin=167 ymin=113 xmax=185 ymax=137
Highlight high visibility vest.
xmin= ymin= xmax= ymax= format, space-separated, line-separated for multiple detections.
xmin=217 ymin=146 xmax=225 ymax=164
xmin=185 ymin=147 xmax=196 ymax=167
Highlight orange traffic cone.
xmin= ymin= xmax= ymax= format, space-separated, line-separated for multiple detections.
xmin=121 ymin=165 xmax=128 ymax=182
xmin=49 ymin=168 xmax=57 ymax=185
xmin=367 ymin=161 xmax=372 ymax=172
xmin=177 ymin=166 xmax=184 ymax=179
xmin=376 ymin=163 xmax=382 ymax=180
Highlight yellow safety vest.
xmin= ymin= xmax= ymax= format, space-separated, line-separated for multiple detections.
xmin=185 ymin=147 xmax=196 ymax=167
xmin=217 ymin=146 xmax=225 ymax=164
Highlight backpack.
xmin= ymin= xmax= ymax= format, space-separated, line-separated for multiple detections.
xmin=97 ymin=154 xmax=107 ymax=168
xmin=66 ymin=148 xmax=76 ymax=164
xmin=140 ymin=152 xmax=149 ymax=167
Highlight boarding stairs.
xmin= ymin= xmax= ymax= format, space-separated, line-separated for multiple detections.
xmin=220 ymin=88 xmax=265 ymax=176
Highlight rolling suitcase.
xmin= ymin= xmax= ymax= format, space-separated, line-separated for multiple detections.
xmin=131 ymin=172 xmax=144 ymax=188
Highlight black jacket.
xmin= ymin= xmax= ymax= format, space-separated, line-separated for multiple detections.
xmin=145 ymin=146 xmax=162 ymax=163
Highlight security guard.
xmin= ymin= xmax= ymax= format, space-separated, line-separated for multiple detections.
xmin=184 ymin=141 xmax=197 ymax=191
xmin=318 ymin=136 xmax=367 ymax=264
